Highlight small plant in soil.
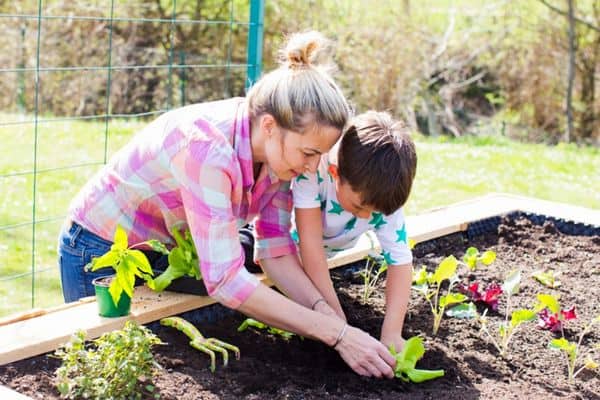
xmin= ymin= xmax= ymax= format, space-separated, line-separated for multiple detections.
xmin=477 ymin=270 xmax=537 ymax=357
xmin=53 ymin=321 xmax=163 ymax=400
xmin=548 ymin=315 xmax=600 ymax=382
xmin=532 ymin=269 xmax=562 ymax=288
xmin=389 ymin=336 xmax=445 ymax=383
xmin=86 ymin=225 xmax=167 ymax=306
xmin=152 ymin=227 xmax=202 ymax=291
xmin=462 ymin=247 xmax=496 ymax=270
xmin=535 ymin=293 xmax=576 ymax=333
xmin=359 ymin=254 xmax=388 ymax=303
xmin=412 ymin=255 xmax=467 ymax=335
xmin=160 ymin=316 xmax=240 ymax=372
xmin=458 ymin=281 xmax=503 ymax=311
xmin=237 ymin=318 xmax=298 ymax=340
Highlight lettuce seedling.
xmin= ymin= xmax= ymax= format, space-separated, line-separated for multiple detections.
xmin=458 ymin=281 xmax=503 ymax=311
xmin=412 ymin=255 xmax=467 ymax=335
xmin=86 ymin=225 xmax=168 ymax=306
xmin=389 ymin=336 xmax=445 ymax=383
xmin=360 ymin=255 xmax=388 ymax=304
xmin=462 ymin=247 xmax=496 ymax=271
xmin=237 ymin=318 xmax=297 ymax=340
xmin=532 ymin=269 xmax=561 ymax=288
xmin=535 ymin=293 xmax=576 ymax=334
xmin=548 ymin=315 xmax=600 ymax=382
xmin=477 ymin=270 xmax=537 ymax=357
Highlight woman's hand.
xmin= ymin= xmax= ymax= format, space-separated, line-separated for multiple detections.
xmin=334 ymin=324 xmax=396 ymax=378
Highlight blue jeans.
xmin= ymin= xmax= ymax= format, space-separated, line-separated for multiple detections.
xmin=58 ymin=221 xmax=115 ymax=302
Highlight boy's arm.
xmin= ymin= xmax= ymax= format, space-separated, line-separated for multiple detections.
xmin=295 ymin=207 xmax=346 ymax=320
xmin=380 ymin=263 xmax=412 ymax=351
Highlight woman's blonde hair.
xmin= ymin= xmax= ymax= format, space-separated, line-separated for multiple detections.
xmin=247 ymin=31 xmax=350 ymax=133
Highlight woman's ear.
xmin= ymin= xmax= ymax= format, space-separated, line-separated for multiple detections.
xmin=260 ymin=114 xmax=277 ymax=138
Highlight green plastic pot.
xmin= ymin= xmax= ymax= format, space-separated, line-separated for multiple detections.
xmin=92 ymin=275 xmax=131 ymax=317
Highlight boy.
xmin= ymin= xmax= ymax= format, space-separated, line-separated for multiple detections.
xmin=292 ymin=111 xmax=417 ymax=351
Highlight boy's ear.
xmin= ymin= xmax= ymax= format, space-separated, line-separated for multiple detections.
xmin=328 ymin=164 xmax=339 ymax=180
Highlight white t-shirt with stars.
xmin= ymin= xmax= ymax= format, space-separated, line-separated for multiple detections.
xmin=291 ymin=153 xmax=412 ymax=266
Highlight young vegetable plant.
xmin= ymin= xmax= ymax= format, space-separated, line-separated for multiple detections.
xmin=86 ymin=225 xmax=168 ymax=306
xmin=532 ymin=269 xmax=562 ymax=288
xmin=54 ymin=321 xmax=163 ymax=400
xmin=548 ymin=315 xmax=600 ymax=382
xmin=458 ymin=281 xmax=503 ymax=311
xmin=535 ymin=293 xmax=576 ymax=333
xmin=359 ymin=255 xmax=388 ymax=304
xmin=237 ymin=318 xmax=298 ymax=340
xmin=152 ymin=228 xmax=202 ymax=291
xmin=389 ymin=336 xmax=445 ymax=383
xmin=411 ymin=255 xmax=467 ymax=335
xmin=476 ymin=270 xmax=537 ymax=357
xmin=462 ymin=247 xmax=496 ymax=271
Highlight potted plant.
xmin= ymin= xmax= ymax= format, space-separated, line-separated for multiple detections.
xmin=86 ymin=225 xmax=167 ymax=317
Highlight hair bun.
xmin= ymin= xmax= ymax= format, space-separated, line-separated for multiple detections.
xmin=280 ymin=31 xmax=333 ymax=69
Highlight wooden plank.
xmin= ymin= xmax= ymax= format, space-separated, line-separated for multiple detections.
xmin=1 ymin=194 xmax=597 ymax=367
xmin=0 ymin=385 xmax=33 ymax=400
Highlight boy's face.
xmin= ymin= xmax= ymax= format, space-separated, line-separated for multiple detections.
xmin=329 ymin=165 xmax=375 ymax=219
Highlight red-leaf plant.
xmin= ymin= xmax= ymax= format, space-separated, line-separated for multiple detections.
xmin=459 ymin=281 xmax=503 ymax=311
xmin=535 ymin=294 xmax=577 ymax=334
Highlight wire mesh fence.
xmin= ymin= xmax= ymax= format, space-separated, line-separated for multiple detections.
xmin=0 ymin=0 xmax=264 ymax=317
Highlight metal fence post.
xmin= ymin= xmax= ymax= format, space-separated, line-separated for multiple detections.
xmin=246 ymin=0 xmax=264 ymax=90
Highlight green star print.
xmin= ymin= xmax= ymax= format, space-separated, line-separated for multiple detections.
xmin=291 ymin=229 xmax=299 ymax=243
xmin=320 ymin=199 xmax=327 ymax=211
xmin=328 ymin=200 xmax=344 ymax=215
xmin=368 ymin=212 xmax=387 ymax=229
xmin=316 ymin=170 xmax=324 ymax=184
xmin=344 ymin=216 xmax=357 ymax=232
xmin=396 ymin=224 xmax=407 ymax=243
xmin=315 ymin=193 xmax=321 ymax=202
xmin=383 ymin=250 xmax=397 ymax=265
xmin=295 ymin=174 xmax=308 ymax=182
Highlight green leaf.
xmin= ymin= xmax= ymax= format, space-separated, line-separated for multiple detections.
xmin=113 ymin=225 xmax=128 ymax=249
xmin=145 ymin=240 xmax=169 ymax=255
xmin=502 ymin=269 xmax=521 ymax=295
xmin=412 ymin=266 xmax=429 ymax=285
xmin=536 ymin=293 xmax=560 ymax=314
xmin=439 ymin=293 xmax=467 ymax=308
xmin=445 ymin=302 xmax=477 ymax=319
xmin=87 ymin=251 xmax=118 ymax=272
xmin=431 ymin=256 xmax=458 ymax=285
xmin=532 ymin=269 xmax=561 ymax=288
xmin=406 ymin=368 xmax=445 ymax=383
xmin=127 ymin=250 xmax=154 ymax=276
xmin=480 ymin=251 xmax=496 ymax=265
xmin=411 ymin=283 xmax=429 ymax=297
xmin=115 ymin=261 xmax=135 ymax=299
xmin=463 ymin=247 xmax=478 ymax=270
xmin=108 ymin=280 xmax=124 ymax=307
xmin=391 ymin=337 xmax=444 ymax=383
xmin=510 ymin=309 xmax=537 ymax=328
xmin=548 ymin=337 xmax=576 ymax=357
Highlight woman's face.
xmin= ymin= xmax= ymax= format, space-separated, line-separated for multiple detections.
xmin=265 ymin=123 xmax=340 ymax=181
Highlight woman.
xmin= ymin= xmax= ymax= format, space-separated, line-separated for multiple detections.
xmin=58 ymin=31 xmax=396 ymax=378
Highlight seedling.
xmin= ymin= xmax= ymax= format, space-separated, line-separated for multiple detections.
xmin=160 ymin=316 xmax=240 ymax=372
xmin=153 ymin=228 xmax=202 ymax=291
xmin=54 ymin=321 xmax=162 ymax=399
xmin=86 ymin=225 xmax=168 ymax=306
xmin=237 ymin=318 xmax=298 ymax=340
xmin=359 ymin=255 xmax=388 ymax=304
xmin=535 ymin=293 xmax=576 ymax=334
xmin=462 ymin=247 xmax=496 ymax=270
xmin=548 ymin=315 xmax=600 ymax=382
xmin=532 ymin=269 xmax=562 ymax=288
xmin=476 ymin=270 xmax=537 ymax=357
xmin=458 ymin=281 xmax=503 ymax=311
xmin=389 ymin=336 xmax=445 ymax=383
xmin=411 ymin=256 xmax=467 ymax=335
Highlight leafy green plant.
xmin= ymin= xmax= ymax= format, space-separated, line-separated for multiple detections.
xmin=86 ymin=225 xmax=168 ymax=306
xmin=535 ymin=293 xmax=576 ymax=333
xmin=477 ymin=270 xmax=537 ymax=357
xmin=54 ymin=321 xmax=163 ymax=399
xmin=548 ymin=315 xmax=600 ymax=382
xmin=412 ymin=256 xmax=467 ymax=334
xmin=390 ymin=336 xmax=445 ymax=383
xmin=152 ymin=228 xmax=202 ymax=291
xmin=237 ymin=318 xmax=298 ymax=340
xmin=462 ymin=247 xmax=496 ymax=270
xmin=532 ymin=269 xmax=561 ymax=288
xmin=359 ymin=255 xmax=388 ymax=304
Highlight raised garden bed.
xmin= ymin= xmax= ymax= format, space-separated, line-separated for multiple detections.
xmin=1 ymin=212 xmax=598 ymax=400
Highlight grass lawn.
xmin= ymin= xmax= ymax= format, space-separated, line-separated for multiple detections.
xmin=1 ymin=117 xmax=598 ymax=317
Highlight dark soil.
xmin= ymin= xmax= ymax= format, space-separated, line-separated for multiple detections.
xmin=2 ymin=216 xmax=599 ymax=399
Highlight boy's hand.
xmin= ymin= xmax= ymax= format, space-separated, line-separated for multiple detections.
xmin=314 ymin=300 xmax=346 ymax=321
xmin=381 ymin=333 xmax=406 ymax=353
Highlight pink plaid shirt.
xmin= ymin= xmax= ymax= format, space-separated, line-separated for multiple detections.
xmin=69 ymin=98 xmax=296 ymax=308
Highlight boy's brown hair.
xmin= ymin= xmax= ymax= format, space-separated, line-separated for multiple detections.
xmin=337 ymin=111 xmax=417 ymax=215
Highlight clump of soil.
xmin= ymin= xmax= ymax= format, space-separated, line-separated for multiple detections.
xmin=1 ymin=217 xmax=599 ymax=399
